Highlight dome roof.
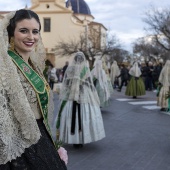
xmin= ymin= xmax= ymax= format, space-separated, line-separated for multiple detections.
xmin=66 ymin=0 xmax=91 ymax=15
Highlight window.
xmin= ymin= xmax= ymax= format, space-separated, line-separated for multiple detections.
xmin=44 ymin=18 xmax=51 ymax=32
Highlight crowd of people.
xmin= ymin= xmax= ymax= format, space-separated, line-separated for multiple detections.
xmin=110 ymin=59 xmax=170 ymax=112
xmin=46 ymin=45 xmax=170 ymax=151
xmin=46 ymin=61 xmax=69 ymax=90
xmin=0 ymin=8 xmax=169 ymax=170
xmin=49 ymin=53 xmax=117 ymax=150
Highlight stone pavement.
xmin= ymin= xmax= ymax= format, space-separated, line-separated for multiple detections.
xmin=52 ymin=87 xmax=170 ymax=170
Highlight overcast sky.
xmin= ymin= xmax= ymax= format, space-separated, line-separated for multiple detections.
xmin=0 ymin=0 xmax=170 ymax=52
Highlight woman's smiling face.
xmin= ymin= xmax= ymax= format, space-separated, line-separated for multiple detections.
xmin=13 ymin=18 xmax=40 ymax=57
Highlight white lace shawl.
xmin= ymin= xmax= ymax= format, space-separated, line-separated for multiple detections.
xmin=91 ymin=60 xmax=108 ymax=89
xmin=110 ymin=61 xmax=120 ymax=84
xmin=91 ymin=59 xmax=110 ymax=100
xmin=0 ymin=11 xmax=49 ymax=164
xmin=159 ymin=60 xmax=170 ymax=87
xmin=129 ymin=62 xmax=141 ymax=77
xmin=102 ymin=59 xmax=110 ymax=81
xmin=60 ymin=52 xmax=100 ymax=106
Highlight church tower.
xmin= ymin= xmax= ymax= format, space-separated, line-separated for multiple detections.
xmin=31 ymin=0 xmax=66 ymax=7
xmin=55 ymin=0 xmax=65 ymax=7
xmin=31 ymin=0 xmax=39 ymax=6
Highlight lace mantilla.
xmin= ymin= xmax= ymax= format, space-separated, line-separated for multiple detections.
xmin=91 ymin=59 xmax=110 ymax=100
xmin=60 ymin=52 xmax=100 ymax=106
xmin=91 ymin=59 xmax=108 ymax=89
xmin=129 ymin=62 xmax=141 ymax=77
xmin=0 ymin=11 xmax=48 ymax=164
xmin=159 ymin=60 xmax=170 ymax=87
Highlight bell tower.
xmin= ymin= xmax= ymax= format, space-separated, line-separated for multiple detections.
xmin=31 ymin=0 xmax=39 ymax=6
xmin=31 ymin=0 xmax=66 ymax=7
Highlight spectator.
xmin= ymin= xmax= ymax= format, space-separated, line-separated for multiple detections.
xmin=49 ymin=65 xmax=57 ymax=90
xmin=62 ymin=61 xmax=69 ymax=77
xmin=117 ymin=64 xmax=129 ymax=92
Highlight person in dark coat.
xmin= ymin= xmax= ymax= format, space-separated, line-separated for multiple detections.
xmin=62 ymin=61 xmax=69 ymax=77
xmin=141 ymin=62 xmax=153 ymax=91
xmin=117 ymin=64 xmax=129 ymax=92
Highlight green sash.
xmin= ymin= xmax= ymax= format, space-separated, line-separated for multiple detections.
xmin=8 ymin=50 xmax=54 ymax=145
xmin=56 ymin=66 xmax=89 ymax=130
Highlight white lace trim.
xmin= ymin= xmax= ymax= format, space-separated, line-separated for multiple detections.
xmin=159 ymin=60 xmax=170 ymax=86
xmin=60 ymin=52 xmax=100 ymax=106
xmin=129 ymin=62 xmax=141 ymax=77
xmin=0 ymin=11 xmax=48 ymax=164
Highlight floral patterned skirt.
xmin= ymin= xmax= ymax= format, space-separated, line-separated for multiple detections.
xmin=0 ymin=119 xmax=67 ymax=170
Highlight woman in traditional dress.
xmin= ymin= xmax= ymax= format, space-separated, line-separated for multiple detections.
xmin=91 ymin=59 xmax=110 ymax=107
xmin=157 ymin=60 xmax=170 ymax=112
xmin=102 ymin=58 xmax=114 ymax=95
xmin=125 ymin=62 xmax=145 ymax=98
xmin=0 ymin=9 xmax=67 ymax=169
xmin=110 ymin=60 xmax=120 ymax=89
xmin=56 ymin=52 xmax=105 ymax=147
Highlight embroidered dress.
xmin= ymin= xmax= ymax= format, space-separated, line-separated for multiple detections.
xmin=157 ymin=60 xmax=170 ymax=111
xmin=0 ymin=52 xmax=67 ymax=170
xmin=110 ymin=61 xmax=120 ymax=87
xmin=0 ymin=11 xmax=67 ymax=169
xmin=125 ymin=62 xmax=145 ymax=97
xmin=57 ymin=52 xmax=105 ymax=144
xmin=91 ymin=59 xmax=110 ymax=107
xmin=102 ymin=59 xmax=114 ymax=96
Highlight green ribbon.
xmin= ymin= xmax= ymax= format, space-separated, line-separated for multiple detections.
xmin=8 ymin=50 xmax=45 ymax=93
xmin=8 ymin=50 xmax=54 ymax=144
xmin=80 ymin=66 xmax=88 ymax=79
xmin=56 ymin=100 xmax=67 ymax=129
xmin=56 ymin=66 xmax=89 ymax=129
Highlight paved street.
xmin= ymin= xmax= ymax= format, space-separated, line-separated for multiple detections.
xmin=52 ymin=87 xmax=170 ymax=170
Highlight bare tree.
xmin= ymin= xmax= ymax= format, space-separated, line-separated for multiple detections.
xmin=52 ymin=31 xmax=124 ymax=68
xmin=133 ymin=37 xmax=169 ymax=62
xmin=109 ymin=48 xmax=130 ymax=64
xmin=143 ymin=6 xmax=170 ymax=51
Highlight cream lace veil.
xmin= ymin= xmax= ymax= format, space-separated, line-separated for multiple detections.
xmin=110 ymin=61 xmax=120 ymax=83
xmin=60 ymin=52 xmax=100 ymax=106
xmin=91 ymin=59 xmax=110 ymax=100
xmin=91 ymin=59 xmax=107 ymax=89
xmin=129 ymin=62 xmax=141 ymax=77
xmin=0 ymin=10 xmax=52 ymax=164
xmin=159 ymin=60 xmax=170 ymax=86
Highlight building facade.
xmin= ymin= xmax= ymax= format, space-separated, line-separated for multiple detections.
xmin=0 ymin=0 xmax=107 ymax=68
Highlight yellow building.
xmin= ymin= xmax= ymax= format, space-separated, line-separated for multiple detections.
xmin=0 ymin=0 xmax=107 ymax=68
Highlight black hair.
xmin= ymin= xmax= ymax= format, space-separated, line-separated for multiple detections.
xmin=7 ymin=9 xmax=41 ymax=40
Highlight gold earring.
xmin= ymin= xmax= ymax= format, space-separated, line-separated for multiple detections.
xmin=9 ymin=37 xmax=14 ymax=51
